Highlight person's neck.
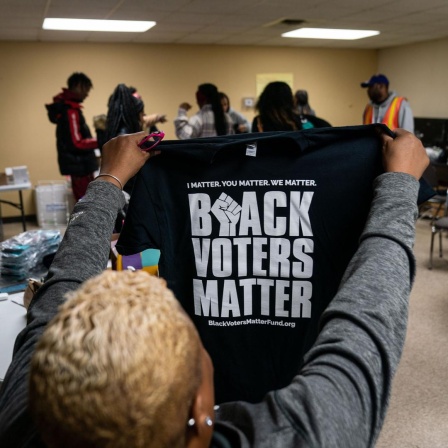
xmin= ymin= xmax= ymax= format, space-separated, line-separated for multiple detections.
xmin=62 ymin=88 xmax=83 ymax=103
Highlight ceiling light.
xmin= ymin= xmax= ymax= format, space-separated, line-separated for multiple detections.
xmin=282 ymin=28 xmax=379 ymax=40
xmin=42 ymin=18 xmax=155 ymax=33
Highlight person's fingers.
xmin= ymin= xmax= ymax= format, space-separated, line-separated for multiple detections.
xmin=391 ymin=128 xmax=408 ymax=137
xmin=380 ymin=128 xmax=410 ymax=151
xmin=380 ymin=132 xmax=393 ymax=146
xmin=133 ymin=131 xmax=147 ymax=139
xmin=380 ymin=127 xmax=429 ymax=179
xmin=374 ymin=126 xmax=394 ymax=152
xmin=100 ymin=132 xmax=154 ymax=186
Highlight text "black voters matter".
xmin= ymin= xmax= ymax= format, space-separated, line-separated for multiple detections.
xmin=188 ymin=190 xmax=316 ymax=320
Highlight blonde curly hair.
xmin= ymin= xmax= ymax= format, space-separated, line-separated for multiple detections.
xmin=29 ymin=270 xmax=202 ymax=448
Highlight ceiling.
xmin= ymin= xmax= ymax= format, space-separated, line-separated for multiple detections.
xmin=1 ymin=0 xmax=448 ymax=49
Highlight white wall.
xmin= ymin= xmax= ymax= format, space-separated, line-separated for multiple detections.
xmin=379 ymin=37 xmax=448 ymax=118
xmin=0 ymin=41 xmax=377 ymax=216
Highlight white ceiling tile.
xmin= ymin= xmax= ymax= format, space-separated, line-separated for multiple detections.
xmin=1 ymin=0 xmax=448 ymax=49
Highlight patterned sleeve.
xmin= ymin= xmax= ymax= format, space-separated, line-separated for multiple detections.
xmin=174 ymin=108 xmax=203 ymax=139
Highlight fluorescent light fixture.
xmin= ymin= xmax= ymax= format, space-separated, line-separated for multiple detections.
xmin=43 ymin=18 xmax=155 ymax=33
xmin=282 ymin=28 xmax=380 ymax=40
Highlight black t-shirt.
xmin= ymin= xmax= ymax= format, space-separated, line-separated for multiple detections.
xmin=117 ymin=125 xmax=432 ymax=404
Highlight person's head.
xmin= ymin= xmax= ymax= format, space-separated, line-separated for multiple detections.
xmin=256 ymin=81 xmax=298 ymax=130
xmin=67 ymin=72 xmax=93 ymax=101
xmin=29 ymin=271 xmax=215 ymax=448
xmin=219 ymin=92 xmax=230 ymax=113
xmin=294 ymin=90 xmax=309 ymax=107
xmin=195 ymin=83 xmax=219 ymax=107
xmin=196 ymin=83 xmax=227 ymax=136
xmin=105 ymin=84 xmax=145 ymax=142
xmin=361 ymin=74 xmax=390 ymax=104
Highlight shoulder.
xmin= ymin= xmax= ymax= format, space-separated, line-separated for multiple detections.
xmin=64 ymin=101 xmax=82 ymax=114
xmin=189 ymin=111 xmax=203 ymax=129
xmin=306 ymin=114 xmax=331 ymax=128
xmin=191 ymin=111 xmax=203 ymax=121
xmin=393 ymin=95 xmax=412 ymax=110
xmin=200 ymin=104 xmax=213 ymax=113
xmin=227 ymin=108 xmax=237 ymax=118
xmin=397 ymin=96 xmax=411 ymax=105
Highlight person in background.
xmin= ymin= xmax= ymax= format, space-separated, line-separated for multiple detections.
xmin=174 ymin=83 xmax=233 ymax=139
xmin=104 ymin=85 xmax=144 ymax=143
xmin=0 ymin=129 xmax=430 ymax=447
xmin=93 ymin=113 xmax=107 ymax=150
xmin=361 ymin=73 xmax=414 ymax=132
xmin=128 ymin=87 xmax=167 ymax=133
xmin=97 ymin=85 xmax=166 ymax=152
xmin=252 ymin=81 xmax=331 ymax=132
xmin=294 ymin=89 xmax=316 ymax=116
xmin=45 ymin=72 xmax=99 ymax=201
xmin=104 ymin=85 xmax=166 ymax=193
xmin=99 ymin=84 xmax=156 ymax=232
xmin=100 ymin=84 xmax=146 ymax=200
xmin=143 ymin=113 xmax=167 ymax=131
xmin=219 ymin=92 xmax=251 ymax=133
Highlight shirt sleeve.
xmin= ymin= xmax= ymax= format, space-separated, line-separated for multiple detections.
xmin=0 ymin=181 xmax=125 ymax=446
xmin=229 ymin=109 xmax=251 ymax=133
xmin=174 ymin=107 xmax=203 ymax=139
xmin=216 ymin=172 xmax=419 ymax=448
xmin=398 ymin=100 xmax=414 ymax=133
xmin=67 ymin=108 xmax=98 ymax=150
xmin=225 ymin=112 xmax=235 ymax=135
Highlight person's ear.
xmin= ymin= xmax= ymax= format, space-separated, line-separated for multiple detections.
xmin=185 ymin=393 xmax=214 ymax=448
xmin=186 ymin=348 xmax=215 ymax=448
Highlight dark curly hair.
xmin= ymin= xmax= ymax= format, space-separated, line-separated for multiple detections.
xmin=67 ymin=72 xmax=93 ymax=90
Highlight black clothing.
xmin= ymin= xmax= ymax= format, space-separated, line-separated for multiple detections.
xmin=117 ymin=125 xmax=433 ymax=404
xmin=251 ymin=113 xmax=331 ymax=132
xmin=45 ymin=88 xmax=98 ymax=176
xmin=0 ymin=163 xmax=424 ymax=448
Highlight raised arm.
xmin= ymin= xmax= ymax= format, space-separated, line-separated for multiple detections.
xmin=174 ymin=103 xmax=203 ymax=139
xmin=216 ymin=129 xmax=429 ymax=447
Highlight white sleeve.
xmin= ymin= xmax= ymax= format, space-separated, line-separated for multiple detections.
xmin=174 ymin=108 xmax=202 ymax=139
xmin=399 ymin=100 xmax=414 ymax=133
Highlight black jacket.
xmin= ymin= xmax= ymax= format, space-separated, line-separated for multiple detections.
xmin=46 ymin=89 xmax=98 ymax=176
